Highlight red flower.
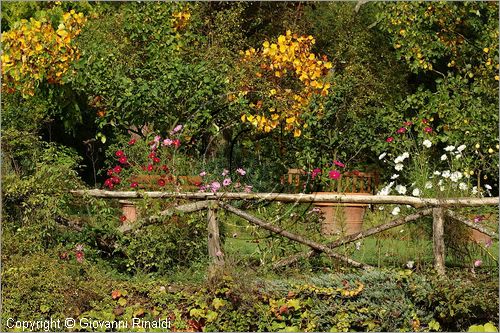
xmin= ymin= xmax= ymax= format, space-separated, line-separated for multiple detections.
xmin=153 ymin=157 xmax=161 ymax=164
xmin=128 ymin=138 xmax=136 ymax=145
xmin=328 ymin=170 xmax=341 ymax=180
xmin=158 ymin=179 xmax=166 ymax=187
xmin=115 ymin=150 xmax=124 ymax=157
xmin=333 ymin=160 xmax=345 ymax=168
xmin=113 ymin=165 xmax=122 ymax=173
xmin=311 ymin=168 xmax=322 ymax=179
xmin=120 ymin=215 xmax=127 ymax=222
xmin=403 ymin=121 xmax=413 ymax=126
xmin=107 ymin=169 xmax=114 ymax=176
xmin=130 ymin=182 xmax=139 ymax=188
xmin=75 ymin=251 xmax=84 ymax=263
xmin=352 ymin=170 xmax=361 ymax=176
xmin=147 ymin=164 xmax=154 ymax=172
xmin=396 ymin=127 xmax=406 ymax=134
xmin=104 ymin=178 xmax=113 ymax=188
xmin=386 ymin=137 xmax=394 ymax=143
xmin=424 ymin=127 xmax=433 ymax=133
xmin=172 ymin=139 xmax=181 ymax=148
xmin=422 ymin=118 xmax=428 ymax=124
xmin=148 ymin=152 xmax=156 ymax=159
xmin=119 ymin=156 xmax=128 ymax=164
xmin=111 ymin=176 xmax=120 ymax=184
xmin=162 ymin=165 xmax=169 ymax=172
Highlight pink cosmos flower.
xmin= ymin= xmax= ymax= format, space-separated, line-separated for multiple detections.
xmin=333 ymin=160 xmax=345 ymax=168
xmin=222 ymin=169 xmax=229 ymax=176
xmin=422 ymin=118 xmax=428 ymax=124
xmin=328 ymin=170 xmax=341 ymax=180
xmin=199 ymin=171 xmax=207 ymax=177
xmin=396 ymin=127 xmax=406 ymax=134
xmin=154 ymin=135 xmax=161 ymax=143
xmin=163 ymin=138 xmax=173 ymax=146
xmin=223 ymin=178 xmax=232 ymax=186
xmin=210 ymin=181 xmax=221 ymax=192
xmin=474 ymin=259 xmax=482 ymax=267
xmin=236 ymin=168 xmax=246 ymax=175
xmin=171 ymin=124 xmax=183 ymax=135
xmin=473 ymin=215 xmax=485 ymax=223
xmin=424 ymin=127 xmax=432 ymax=133
xmin=386 ymin=137 xmax=394 ymax=143
xmin=244 ymin=185 xmax=253 ymax=193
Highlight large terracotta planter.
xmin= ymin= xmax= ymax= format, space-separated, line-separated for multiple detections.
xmin=314 ymin=192 xmax=368 ymax=236
xmin=470 ymin=229 xmax=492 ymax=245
xmin=120 ymin=200 xmax=138 ymax=223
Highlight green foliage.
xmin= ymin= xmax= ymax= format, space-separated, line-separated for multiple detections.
xmin=469 ymin=322 xmax=498 ymax=332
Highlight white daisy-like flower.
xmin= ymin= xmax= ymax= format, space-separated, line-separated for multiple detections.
xmin=394 ymin=156 xmax=404 ymax=164
xmin=379 ymin=152 xmax=387 ymax=160
xmin=440 ymin=154 xmax=448 ymax=161
xmin=440 ymin=186 xmax=445 ymax=192
xmin=412 ymin=188 xmax=420 ymax=197
xmin=391 ymin=174 xmax=400 ymax=180
xmin=450 ymin=171 xmax=463 ymax=182
xmin=425 ymin=181 xmax=433 ymax=189
xmin=455 ymin=154 xmax=461 ymax=159
xmin=433 ymin=171 xmax=441 ymax=176
xmin=458 ymin=182 xmax=467 ymax=190
xmin=422 ymin=139 xmax=432 ymax=148
xmin=402 ymin=152 xmax=410 ymax=159
xmin=442 ymin=170 xmax=451 ymax=178
xmin=457 ymin=145 xmax=466 ymax=152
xmin=472 ymin=187 xmax=478 ymax=195
xmin=485 ymin=184 xmax=492 ymax=190
xmin=395 ymin=163 xmax=404 ymax=171
xmin=444 ymin=145 xmax=456 ymax=152
xmin=395 ymin=185 xmax=407 ymax=195
xmin=406 ymin=261 xmax=415 ymax=269
xmin=391 ymin=206 xmax=400 ymax=216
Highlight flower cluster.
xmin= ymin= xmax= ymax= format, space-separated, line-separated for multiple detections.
xmin=238 ymin=30 xmax=332 ymax=137
xmin=198 ymin=168 xmax=252 ymax=193
xmin=103 ymin=125 xmax=187 ymax=190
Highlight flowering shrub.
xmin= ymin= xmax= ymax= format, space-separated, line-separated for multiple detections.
xmin=103 ymin=125 xmax=198 ymax=190
xmin=197 ymin=167 xmax=252 ymax=193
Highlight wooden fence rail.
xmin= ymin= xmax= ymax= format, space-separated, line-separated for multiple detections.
xmin=71 ymin=189 xmax=499 ymax=275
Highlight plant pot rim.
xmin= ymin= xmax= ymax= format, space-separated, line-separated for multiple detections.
xmin=313 ymin=191 xmax=370 ymax=207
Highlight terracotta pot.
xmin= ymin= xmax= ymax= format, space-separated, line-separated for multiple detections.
xmin=177 ymin=175 xmax=203 ymax=191
xmin=314 ymin=192 xmax=368 ymax=236
xmin=470 ymin=229 xmax=492 ymax=245
xmin=120 ymin=200 xmax=138 ymax=223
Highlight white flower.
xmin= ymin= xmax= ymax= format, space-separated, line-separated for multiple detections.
xmin=395 ymin=163 xmax=404 ymax=171
xmin=391 ymin=174 xmax=400 ymax=180
xmin=402 ymin=152 xmax=410 ymax=159
xmin=406 ymin=261 xmax=414 ymax=269
xmin=442 ymin=170 xmax=451 ymax=178
xmin=457 ymin=144 xmax=466 ymax=152
xmin=355 ymin=242 xmax=362 ymax=250
xmin=433 ymin=171 xmax=441 ymax=176
xmin=440 ymin=186 xmax=445 ymax=192
xmin=438 ymin=179 xmax=443 ymax=186
xmin=378 ymin=206 xmax=385 ymax=211
xmin=459 ymin=182 xmax=467 ymax=190
xmin=455 ymin=154 xmax=461 ymax=159
xmin=379 ymin=152 xmax=387 ymax=160
xmin=472 ymin=187 xmax=478 ymax=195
xmin=485 ymin=184 xmax=492 ymax=190
xmin=440 ymin=154 xmax=448 ymax=161
xmin=425 ymin=181 xmax=433 ymax=189
xmin=444 ymin=145 xmax=456 ymax=152
xmin=391 ymin=206 xmax=401 ymax=215
xmin=423 ymin=139 xmax=432 ymax=148
xmin=395 ymin=185 xmax=407 ymax=195
xmin=450 ymin=171 xmax=463 ymax=182
xmin=412 ymin=188 xmax=421 ymax=197
xmin=394 ymin=156 xmax=404 ymax=164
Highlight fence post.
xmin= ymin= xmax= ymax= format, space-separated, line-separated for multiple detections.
xmin=432 ymin=207 xmax=446 ymax=275
xmin=207 ymin=200 xmax=224 ymax=266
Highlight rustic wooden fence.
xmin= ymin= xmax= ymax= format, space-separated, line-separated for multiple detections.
xmin=71 ymin=190 xmax=499 ymax=275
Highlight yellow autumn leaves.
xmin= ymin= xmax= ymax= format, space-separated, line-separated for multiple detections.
xmin=172 ymin=10 xmax=191 ymax=31
xmin=1 ymin=10 xmax=86 ymax=96
xmin=238 ymin=30 xmax=332 ymax=137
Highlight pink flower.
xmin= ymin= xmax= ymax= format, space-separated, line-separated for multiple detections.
xmin=236 ymin=168 xmax=246 ymax=175
xmin=396 ymin=127 xmax=406 ymax=134
xmin=244 ymin=185 xmax=253 ymax=193
xmin=473 ymin=215 xmax=484 ymax=223
xmin=154 ymin=135 xmax=161 ymax=143
xmin=199 ymin=185 xmax=207 ymax=192
xmin=485 ymin=239 xmax=492 ymax=248
xmin=171 ymin=124 xmax=183 ymax=135
xmin=199 ymin=171 xmax=207 ymax=177
xmin=113 ymin=165 xmax=122 ymax=174
xmin=386 ymin=137 xmax=394 ymax=143
xmin=153 ymin=157 xmax=161 ymax=164
xmin=210 ymin=181 xmax=221 ymax=192
xmin=223 ymin=178 xmax=232 ymax=186
xmin=328 ymin=170 xmax=341 ymax=180
xmin=115 ymin=150 xmax=124 ymax=157
xmin=424 ymin=127 xmax=432 ymax=133
xmin=107 ymin=169 xmax=114 ymax=176
xmin=130 ymin=182 xmax=139 ymax=188
xmin=333 ymin=160 xmax=345 ymax=168
xmin=474 ymin=259 xmax=482 ymax=267
xmin=128 ymin=138 xmax=136 ymax=145
xmin=222 ymin=169 xmax=229 ymax=176
xmin=311 ymin=168 xmax=321 ymax=179
xmin=163 ymin=138 xmax=173 ymax=146
xmin=403 ymin=121 xmax=413 ymax=126
xmin=119 ymin=156 xmax=128 ymax=164
xmin=422 ymin=118 xmax=428 ymax=124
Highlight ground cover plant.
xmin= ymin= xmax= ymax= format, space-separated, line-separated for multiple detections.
xmin=1 ymin=1 xmax=499 ymax=332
